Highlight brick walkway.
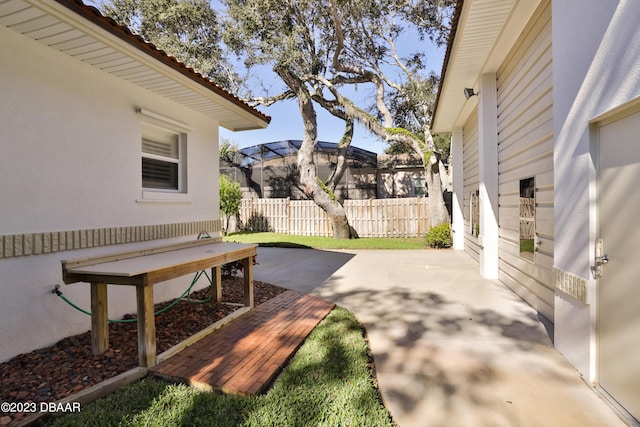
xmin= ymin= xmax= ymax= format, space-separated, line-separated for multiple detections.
xmin=150 ymin=290 xmax=335 ymax=395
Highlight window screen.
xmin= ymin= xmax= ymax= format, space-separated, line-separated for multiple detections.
xmin=141 ymin=126 xmax=181 ymax=191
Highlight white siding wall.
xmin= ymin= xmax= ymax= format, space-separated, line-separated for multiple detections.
xmin=496 ymin=0 xmax=554 ymax=321
xmin=462 ymin=110 xmax=481 ymax=261
xmin=0 ymin=27 xmax=220 ymax=362
xmin=553 ymin=0 xmax=640 ymax=379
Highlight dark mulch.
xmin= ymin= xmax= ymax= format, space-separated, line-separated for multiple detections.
xmin=0 ymin=276 xmax=286 ymax=426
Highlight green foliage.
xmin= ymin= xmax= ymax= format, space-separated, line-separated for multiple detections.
xmin=425 ymin=223 xmax=452 ymax=249
xmin=385 ymin=127 xmax=421 ymax=141
xmin=219 ymin=176 xmax=242 ymax=216
xmin=520 ymin=239 xmax=534 ymax=254
xmin=423 ymin=149 xmax=434 ymax=165
xmin=433 ymin=132 xmax=451 ymax=161
xmin=220 ymin=174 xmax=243 ymax=217
xmin=386 ymin=73 xmax=438 ymax=139
xmin=243 ymin=213 xmax=271 ymax=232
xmin=219 ymin=138 xmax=239 ymax=160
xmin=221 ymin=0 xmax=453 ymax=237
xmin=222 ymin=0 xmax=325 ymax=75
xmin=317 ymin=178 xmax=338 ymax=202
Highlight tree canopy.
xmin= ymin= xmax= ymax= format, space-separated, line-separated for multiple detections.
xmin=223 ymin=0 xmax=455 ymax=228
xmin=101 ymin=0 xmax=456 ymax=234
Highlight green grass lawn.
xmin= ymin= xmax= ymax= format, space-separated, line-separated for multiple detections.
xmin=46 ymin=308 xmax=395 ymax=427
xmin=224 ymin=231 xmax=427 ymax=250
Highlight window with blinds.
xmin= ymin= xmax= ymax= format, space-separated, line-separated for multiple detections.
xmin=141 ymin=124 xmax=183 ymax=191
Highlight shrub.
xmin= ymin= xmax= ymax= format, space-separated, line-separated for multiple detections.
xmin=220 ymin=174 xmax=243 ymax=235
xmin=243 ymin=213 xmax=271 ymax=232
xmin=425 ymin=223 xmax=452 ymax=249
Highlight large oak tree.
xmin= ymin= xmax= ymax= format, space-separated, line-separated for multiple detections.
xmin=223 ymin=0 xmax=454 ymax=236
xmin=102 ymin=0 xmax=454 ymax=238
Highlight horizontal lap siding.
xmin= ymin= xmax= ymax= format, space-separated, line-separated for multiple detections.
xmin=497 ymin=0 xmax=554 ymax=321
xmin=463 ymin=110 xmax=481 ymax=262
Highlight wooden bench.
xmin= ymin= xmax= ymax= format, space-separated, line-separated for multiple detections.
xmin=62 ymin=239 xmax=257 ymax=367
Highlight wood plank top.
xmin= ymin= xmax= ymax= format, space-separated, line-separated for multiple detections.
xmin=63 ymin=241 xmax=256 ymax=279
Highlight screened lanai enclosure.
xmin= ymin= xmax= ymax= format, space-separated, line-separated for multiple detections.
xmin=220 ymin=140 xmax=379 ymax=201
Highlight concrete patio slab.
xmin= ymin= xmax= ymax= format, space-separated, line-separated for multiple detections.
xmin=254 ymin=247 xmax=628 ymax=427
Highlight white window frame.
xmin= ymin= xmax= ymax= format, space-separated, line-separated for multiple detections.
xmin=141 ymin=127 xmax=183 ymax=191
xmin=137 ymin=109 xmax=191 ymax=203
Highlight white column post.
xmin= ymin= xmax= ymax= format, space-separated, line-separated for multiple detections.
xmin=478 ymin=73 xmax=499 ymax=279
xmin=451 ymin=126 xmax=465 ymax=250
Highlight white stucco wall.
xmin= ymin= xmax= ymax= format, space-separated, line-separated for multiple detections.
xmin=0 ymin=27 xmax=222 ymax=362
xmin=553 ymin=0 xmax=640 ymax=379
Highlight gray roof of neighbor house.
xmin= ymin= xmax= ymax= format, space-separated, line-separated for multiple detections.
xmin=0 ymin=0 xmax=270 ymax=131
xmin=231 ymin=140 xmax=378 ymax=168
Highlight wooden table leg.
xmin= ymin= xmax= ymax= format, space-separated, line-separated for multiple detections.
xmin=242 ymin=256 xmax=254 ymax=308
xmin=212 ymin=265 xmax=222 ymax=303
xmin=90 ymin=282 xmax=109 ymax=355
xmin=136 ymin=285 xmax=156 ymax=367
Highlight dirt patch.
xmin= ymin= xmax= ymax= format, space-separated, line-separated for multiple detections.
xmin=0 ymin=277 xmax=286 ymax=425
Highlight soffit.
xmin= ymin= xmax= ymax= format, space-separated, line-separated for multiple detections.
xmin=0 ymin=0 xmax=270 ymax=131
xmin=432 ymin=0 xmax=544 ymax=133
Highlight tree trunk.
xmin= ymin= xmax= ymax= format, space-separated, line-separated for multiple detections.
xmin=277 ymin=68 xmax=353 ymax=239
xmin=425 ymin=152 xmax=450 ymax=228
xmin=325 ymin=118 xmax=353 ymax=192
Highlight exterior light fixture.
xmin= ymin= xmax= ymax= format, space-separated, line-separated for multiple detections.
xmin=463 ymin=87 xmax=477 ymax=99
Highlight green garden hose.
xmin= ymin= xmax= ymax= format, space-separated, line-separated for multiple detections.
xmin=52 ymin=269 xmax=214 ymax=323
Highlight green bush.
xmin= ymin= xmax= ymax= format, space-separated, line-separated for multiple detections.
xmin=220 ymin=174 xmax=243 ymax=235
xmin=425 ymin=223 xmax=452 ymax=249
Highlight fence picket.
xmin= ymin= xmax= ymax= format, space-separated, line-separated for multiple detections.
xmin=238 ymin=197 xmax=430 ymax=238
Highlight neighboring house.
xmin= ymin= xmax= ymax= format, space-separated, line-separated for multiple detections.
xmin=376 ymin=153 xmax=453 ymax=199
xmin=221 ymin=140 xmax=436 ymax=200
xmin=376 ymin=153 xmax=427 ymax=198
xmin=433 ymin=0 xmax=640 ymax=422
xmin=220 ymin=140 xmax=379 ymax=200
xmin=0 ymin=0 xmax=269 ymax=363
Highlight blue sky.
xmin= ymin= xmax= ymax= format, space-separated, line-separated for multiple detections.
xmin=221 ymin=37 xmax=446 ymax=154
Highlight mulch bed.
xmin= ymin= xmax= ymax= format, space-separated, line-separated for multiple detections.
xmin=0 ymin=276 xmax=286 ymax=426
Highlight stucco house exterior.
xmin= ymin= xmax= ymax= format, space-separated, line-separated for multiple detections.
xmin=433 ymin=0 xmax=640 ymax=422
xmin=0 ymin=0 xmax=269 ymax=363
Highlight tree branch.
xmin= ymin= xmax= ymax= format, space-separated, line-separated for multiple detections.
xmin=246 ymin=90 xmax=296 ymax=106
xmin=326 ymin=117 xmax=353 ymax=191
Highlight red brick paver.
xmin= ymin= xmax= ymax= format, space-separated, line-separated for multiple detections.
xmin=150 ymin=290 xmax=335 ymax=395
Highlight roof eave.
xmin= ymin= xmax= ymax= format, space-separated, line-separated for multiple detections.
xmin=47 ymin=0 xmax=270 ymax=129
xmin=431 ymin=0 xmax=542 ymax=133
xmin=431 ymin=0 xmax=464 ymax=134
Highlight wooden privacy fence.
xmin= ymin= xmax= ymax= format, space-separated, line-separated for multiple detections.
xmin=519 ymin=197 xmax=535 ymax=239
xmin=238 ymin=197 xmax=429 ymax=238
